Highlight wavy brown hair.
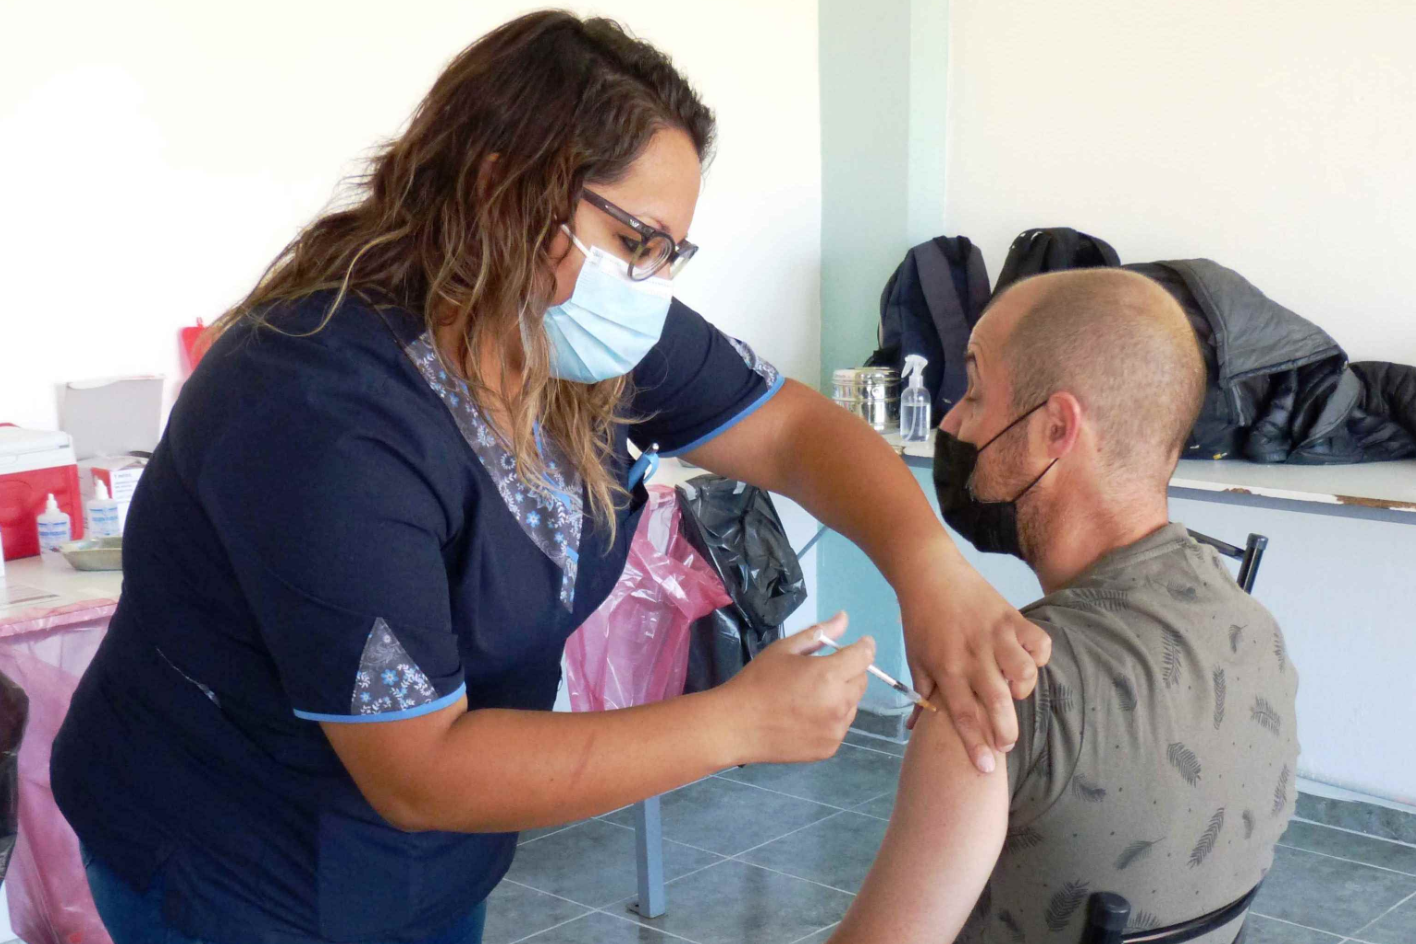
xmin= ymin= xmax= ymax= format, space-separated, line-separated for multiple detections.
xmin=211 ymin=11 xmax=715 ymax=536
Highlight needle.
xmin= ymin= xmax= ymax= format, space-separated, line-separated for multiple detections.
xmin=812 ymin=629 xmax=939 ymax=713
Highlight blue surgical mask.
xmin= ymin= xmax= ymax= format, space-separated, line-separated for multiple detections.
xmin=543 ymin=226 xmax=673 ymax=383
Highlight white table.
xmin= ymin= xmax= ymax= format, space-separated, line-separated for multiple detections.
xmin=888 ymin=430 xmax=1416 ymax=523
xmin=0 ymin=556 xmax=122 ymax=944
xmin=1 ymin=555 xmax=124 ymax=609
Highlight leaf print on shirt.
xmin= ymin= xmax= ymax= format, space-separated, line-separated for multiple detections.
xmin=1161 ymin=626 xmax=1184 ymax=687
xmin=1128 ymin=910 xmax=1161 ymax=932
xmin=1273 ymin=766 xmax=1290 ymax=816
xmin=1229 ymin=624 xmax=1246 ymax=653
xmin=1003 ymin=825 xmax=1044 ymax=853
xmin=1071 ymin=587 xmax=1133 ymax=613
xmin=1243 ymin=810 xmax=1255 ymax=839
xmin=1156 ymin=579 xmax=1198 ymax=603
xmin=1188 ymin=808 xmax=1225 ymax=867
xmin=1273 ymin=629 xmax=1288 ymax=672
xmin=1113 ymin=674 xmax=1138 ymax=711
xmin=1251 ymin=696 xmax=1281 ymax=734
xmin=1115 ymin=838 xmax=1162 ymax=870
xmin=1213 ymin=668 xmax=1227 ymax=729
xmin=1072 ymin=773 xmax=1107 ymax=803
xmin=1033 ymin=681 xmax=1051 ymax=727
xmin=997 ymin=909 xmax=1026 ymax=943
xmin=1167 ymin=742 xmax=1202 ymax=785
xmin=1044 ymin=881 xmax=1090 ymax=933
xmin=1051 ymin=682 xmax=1075 ymax=719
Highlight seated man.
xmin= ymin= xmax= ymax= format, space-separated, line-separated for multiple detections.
xmin=833 ymin=269 xmax=1299 ymax=944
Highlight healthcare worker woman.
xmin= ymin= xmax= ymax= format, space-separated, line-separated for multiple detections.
xmin=52 ymin=12 xmax=1049 ymax=944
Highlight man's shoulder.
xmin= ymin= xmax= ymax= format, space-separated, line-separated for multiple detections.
xmin=1028 ymin=525 xmax=1280 ymax=632
xmin=1019 ymin=533 xmax=1285 ymax=712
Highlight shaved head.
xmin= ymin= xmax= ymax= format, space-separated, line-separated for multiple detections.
xmin=987 ymin=269 xmax=1204 ymax=487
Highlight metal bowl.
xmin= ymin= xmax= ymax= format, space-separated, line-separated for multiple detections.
xmin=60 ymin=536 xmax=123 ymax=572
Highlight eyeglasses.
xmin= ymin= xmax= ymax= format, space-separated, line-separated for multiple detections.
xmin=581 ymin=189 xmax=698 ymax=281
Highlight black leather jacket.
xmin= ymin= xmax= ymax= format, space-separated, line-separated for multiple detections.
xmin=1128 ymin=260 xmax=1416 ymax=464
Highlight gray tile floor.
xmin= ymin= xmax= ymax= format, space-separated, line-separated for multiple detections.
xmin=488 ymin=732 xmax=1416 ymax=944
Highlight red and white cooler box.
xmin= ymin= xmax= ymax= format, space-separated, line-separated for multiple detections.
xmin=0 ymin=426 xmax=85 ymax=560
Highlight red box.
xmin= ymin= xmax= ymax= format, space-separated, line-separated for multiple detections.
xmin=0 ymin=426 xmax=85 ymax=560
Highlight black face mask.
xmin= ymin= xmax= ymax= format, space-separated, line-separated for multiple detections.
xmin=932 ymin=402 xmax=1058 ymax=559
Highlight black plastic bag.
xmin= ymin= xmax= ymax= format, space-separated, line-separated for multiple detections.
xmin=0 ymin=669 xmax=28 ymax=882
xmin=675 ymin=475 xmax=807 ymax=693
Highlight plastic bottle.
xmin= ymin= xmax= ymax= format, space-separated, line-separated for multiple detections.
xmin=85 ymin=479 xmax=122 ymax=538
xmin=899 ymin=354 xmax=932 ymax=442
xmin=37 ymin=493 xmax=72 ymax=559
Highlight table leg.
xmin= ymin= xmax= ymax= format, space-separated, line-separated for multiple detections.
xmin=629 ymin=795 xmax=667 ymax=918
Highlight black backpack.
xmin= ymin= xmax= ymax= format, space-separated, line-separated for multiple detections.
xmin=992 ymin=226 xmax=1120 ymax=297
xmin=868 ymin=236 xmax=991 ymax=420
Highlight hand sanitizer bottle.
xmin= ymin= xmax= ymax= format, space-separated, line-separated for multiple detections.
xmin=899 ymin=354 xmax=931 ymax=443
xmin=37 ymin=493 xmax=72 ymax=560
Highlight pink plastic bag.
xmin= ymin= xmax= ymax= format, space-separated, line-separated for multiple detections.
xmin=0 ymin=617 xmax=113 ymax=944
xmin=564 ymin=485 xmax=731 ymax=711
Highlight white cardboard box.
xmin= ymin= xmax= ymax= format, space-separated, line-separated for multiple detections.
xmin=60 ymin=375 xmax=163 ymax=460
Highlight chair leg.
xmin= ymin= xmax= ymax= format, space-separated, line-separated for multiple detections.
xmin=630 ymin=796 xmax=667 ymax=918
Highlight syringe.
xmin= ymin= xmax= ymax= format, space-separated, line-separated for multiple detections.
xmin=812 ymin=629 xmax=938 ymax=713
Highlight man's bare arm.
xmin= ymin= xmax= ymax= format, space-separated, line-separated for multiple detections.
xmin=830 ymin=709 xmax=1010 ymax=943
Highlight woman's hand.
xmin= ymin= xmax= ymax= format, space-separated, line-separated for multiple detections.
xmin=718 ymin=612 xmax=874 ymax=767
xmin=899 ymin=554 xmax=1052 ymax=773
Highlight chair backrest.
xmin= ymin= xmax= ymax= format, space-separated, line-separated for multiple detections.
xmin=1185 ymin=530 xmax=1268 ymax=594
xmin=1081 ymin=882 xmax=1262 ymax=944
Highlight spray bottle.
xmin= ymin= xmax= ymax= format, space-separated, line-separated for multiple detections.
xmin=37 ymin=493 xmax=72 ymax=560
xmin=899 ymin=354 xmax=931 ymax=443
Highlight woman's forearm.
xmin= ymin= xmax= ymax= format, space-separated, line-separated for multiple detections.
xmin=371 ymin=689 xmax=742 ymax=833
xmin=777 ymin=387 xmax=965 ymax=598
xmin=323 ymin=618 xmax=874 ymax=834
xmin=692 ymin=380 xmax=969 ymax=601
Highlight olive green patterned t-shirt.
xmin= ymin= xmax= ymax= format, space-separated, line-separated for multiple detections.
xmin=960 ymin=522 xmax=1300 ymax=944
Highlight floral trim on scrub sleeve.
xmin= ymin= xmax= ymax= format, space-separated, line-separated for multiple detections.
xmin=353 ymin=618 xmax=441 ymax=714
xmin=726 ymin=336 xmax=780 ymax=388
xmin=401 ymin=333 xmax=584 ymax=609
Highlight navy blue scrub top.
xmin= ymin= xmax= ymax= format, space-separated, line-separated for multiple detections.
xmin=51 ymin=291 xmax=782 ymax=944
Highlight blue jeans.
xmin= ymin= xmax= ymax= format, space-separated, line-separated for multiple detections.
xmin=82 ymin=849 xmax=487 ymax=944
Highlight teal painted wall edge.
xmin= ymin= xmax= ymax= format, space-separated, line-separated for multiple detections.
xmin=817 ymin=0 xmax=952 ymax=707
xmin=818 ymin=0 xmax=912 ymax=392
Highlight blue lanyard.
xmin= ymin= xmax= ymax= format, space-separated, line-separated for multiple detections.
xmin=628 ymin=443 xmax=660 ymax=489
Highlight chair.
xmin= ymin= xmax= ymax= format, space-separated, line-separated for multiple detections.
xmin=1082 ymin=882 xmax=1261 ymax=944
xmin=1186 ymin=530 xmax=1268 ymax=594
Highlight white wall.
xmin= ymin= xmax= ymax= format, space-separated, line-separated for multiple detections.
xmin=0 ymin=0 xmax=821 ymax=430
xmin=943 ymin=0 xmax=1416 ymax=367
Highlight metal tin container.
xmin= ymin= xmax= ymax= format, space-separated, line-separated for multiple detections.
xmin=831 ymin=367 xmax=900 ymax=431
